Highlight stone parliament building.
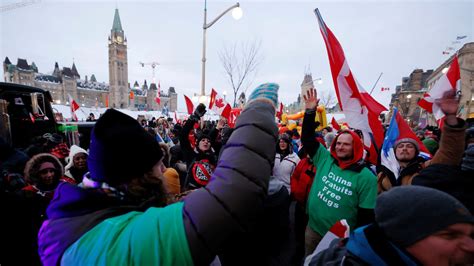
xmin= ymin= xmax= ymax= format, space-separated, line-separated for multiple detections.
xmin=3 ymin=8 xmax=177 ymax=112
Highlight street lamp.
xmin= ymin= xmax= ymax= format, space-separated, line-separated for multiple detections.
xmin=201 ymin=1 xmax=242 ymax=96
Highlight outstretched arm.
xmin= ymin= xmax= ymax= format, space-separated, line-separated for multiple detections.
xmin=301 ymin=88 xmax=321 ymax=158
xmin=183 ymin=94 xmax=278 ymax=264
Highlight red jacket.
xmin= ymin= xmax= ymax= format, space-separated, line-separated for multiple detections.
xmin=290 ymin=157 xmax=316 ymax=205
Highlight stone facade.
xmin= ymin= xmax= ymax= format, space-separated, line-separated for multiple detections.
xmin=2 ymin=8 xmax=178 ymax=112
xmin=425 ymin=42 xmax=474 ymax=122
xmin=389 ymin=42 xmax=474 ymax=126
xmin=389 ymin=69 xmax=433 ymax=126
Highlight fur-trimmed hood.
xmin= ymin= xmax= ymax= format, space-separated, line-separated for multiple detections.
xmin=24 ymin=153 xmax=64 ymax=185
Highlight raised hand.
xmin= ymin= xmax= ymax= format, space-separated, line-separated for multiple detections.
xmin=303 ymin=88 xmax=319 ymax=111
xmin=436 ymin=90 xmax=459 ymax=116
xmin=194 ymin=103 xmax=207 ymax=118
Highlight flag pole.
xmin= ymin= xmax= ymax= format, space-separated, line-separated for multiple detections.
xmin=369 ymin=72 xmax=383 ymax=95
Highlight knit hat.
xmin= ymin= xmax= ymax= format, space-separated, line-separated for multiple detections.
xmin=65 ymin=145 xmax=88 ymax=171
xmin=39 ymin=162 xmax=56 ymax=172
xmin=248 ymin=83 xmax=279 ymax=107
xmin=196 ymin=133 xmax=211 ymax=144
xmin=43 ymin=133 xmax=63 ymax=144
xmin=375 ymin=186 xmax=474 ymax=248
xmin=163 ymin=168 xmax=180 ymax=195
xmin=393 ymin=138 xmax=419 ymax=153
xmin=279 ymin=133 xmax=291 ymax=144
xmin=87 ymin=109 xmax=163 ymax=185
xmin=422 ymin=138 xmax=438 ymax=155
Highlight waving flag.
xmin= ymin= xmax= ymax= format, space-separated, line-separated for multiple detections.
xmin=331 ymin=117 xmax=341 ymax=131
xmin=305 ymin=219 xmax=350 ymax=264
xmin=276 ymin=102 xmax=284 ymax=120
xmin=68 ymin=94 xmax=79 ymax=121
xmin=381 ymin=108 xmax=431 ymax=180
xmin=381 ymin=108 xmax=401 ymax=180
xmin=155 ymin=81 xmax=161 ymax=105
xmin=314 ymin=9 xmax=386 ymax=165
xmin=209 ymin=88 xmax=231 ymax=119
xmin=184 ymin=95 xmax=194 ymax=115
xmin=418 ymin=55 xmax=460 ymax=120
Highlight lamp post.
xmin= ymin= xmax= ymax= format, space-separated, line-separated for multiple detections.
xmin=201 ymin=0 xmax=242 ymax=96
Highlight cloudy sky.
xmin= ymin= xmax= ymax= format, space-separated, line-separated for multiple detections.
xmin=1 ymin=0 xmax=472 ymax=111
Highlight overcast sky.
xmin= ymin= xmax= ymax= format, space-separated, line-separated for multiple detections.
xmin=1 ymin=0 xmax=472 ymax=111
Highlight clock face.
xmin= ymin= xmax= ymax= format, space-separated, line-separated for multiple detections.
xmin=117 ymin=36 xmax=123 ymax=43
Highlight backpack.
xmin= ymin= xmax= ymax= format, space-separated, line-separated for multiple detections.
xmin=290 ymin=157 xmax=316 ymax=205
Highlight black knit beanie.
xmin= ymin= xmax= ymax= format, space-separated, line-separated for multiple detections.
xmin=87 ymin=109 xmax=163 ymax=185
xmin=375 ymin=186 xmax=474 ymax=248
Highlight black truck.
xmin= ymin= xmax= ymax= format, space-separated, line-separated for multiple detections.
xmin=0 ymin=82 xmax=94 ymax=150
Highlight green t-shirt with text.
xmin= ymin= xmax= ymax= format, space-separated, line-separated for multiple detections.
xmin=307 ymin=146 xmax=377 ymax=236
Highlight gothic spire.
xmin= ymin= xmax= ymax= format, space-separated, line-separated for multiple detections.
xmin=112 ymin=8 xmax=123 ymax=33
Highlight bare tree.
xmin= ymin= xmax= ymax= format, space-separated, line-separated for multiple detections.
xmin=219 ymin=40 xmax=263 ymax=107
xmin=319 ymin=90 xmax=338 ymax=108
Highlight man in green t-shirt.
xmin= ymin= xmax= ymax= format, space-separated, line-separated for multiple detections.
xmin=301 ymin=88 xmax=377 ymax=256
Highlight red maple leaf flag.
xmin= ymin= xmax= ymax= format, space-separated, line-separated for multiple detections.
xmin=331 ymin=117 xmax=341 ymax=131
xmin=209 ymin=88 xmax=231 ymax=120
xmin=418 ymin=55 xmax=460 ymax=121
xmin=174 ymin=111 xmax=179 ymax=124
xmin=184 ymin=95 xmax=194 ymax=115
xmin=155 ymin=81 xmax=161 ymax=105
xmin=276 ymin=102 xmax=284 ymax=119
xmin=315 ymin=9 xmax=386 ymax=165
xmin=68 ymin=94 xmax=80 ymax=112
xmin=68 ymin=94 xmax=79 ymax=121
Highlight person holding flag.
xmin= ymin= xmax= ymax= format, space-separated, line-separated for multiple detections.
xmin=378 ymin=90 xmax=467 ymax=193
xmin=301 ymin=88 xmax=377 ymax=256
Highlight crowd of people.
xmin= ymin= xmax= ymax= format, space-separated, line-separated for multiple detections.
xmin=1 ymin=83 xmax=473 ymax=265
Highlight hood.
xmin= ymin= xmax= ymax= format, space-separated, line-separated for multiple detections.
xmin=46 ymin=182 xmax=126 ymax=220
xmin=24 ymin=153 xmax=64 ymax=186
xmin=330 ymin=130 xmax=364 ymax=170
xmin=65 ymin=145 xmax=88 ymax=171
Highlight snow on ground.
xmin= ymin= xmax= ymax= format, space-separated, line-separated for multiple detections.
xmin=52 ymin=105 xmax=221 ymax=122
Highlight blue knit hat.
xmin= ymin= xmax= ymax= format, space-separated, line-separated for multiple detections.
xmin=248 ymin=83 xmax=279 ymax=107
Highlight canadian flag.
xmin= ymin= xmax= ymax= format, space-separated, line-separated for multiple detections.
xmin=305 ymin=220 xmax=350 ymax=264
xmin=418 ymin=55 xmax=460 ymax=120
xmin=276 ymin=102 xmax=284 ymax=120
xmin=184 ymin=95 xmax=194 ymax=115
xmin=68 ymin=94 xmax=80 ymax=121
xmin=315 ymin=9 xmax=386 ymax=165
xmin=331 ymin=117 xmax=341 ymax=131
xmin=155 ymin=81 xmax=161 ymax=105
xmin=209 ymin=88 xmax=231 ymax=120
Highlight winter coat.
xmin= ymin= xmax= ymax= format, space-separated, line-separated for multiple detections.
xmin=412 ymin=164 xmax=474 ymax=213
xmin=377 ymin=118 xmax=467 ymax=193
xmin=179 ymin=116 xmax=218 ymax=190
xmin=290 ymin=157 xmax=316 ymax=205
xmin=37 ymin=100 xmax=278 ymax=266
xmin=306 ymin=224 xmax=418 ymax=266
xmin=273 ymin=152 xmax=300 ymax=193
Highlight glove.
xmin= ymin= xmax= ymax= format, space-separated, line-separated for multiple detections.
xmin=194 ymin=103 xmax=207 ymax=118
xmin=248 ymin=83 xmax=279 ymax=107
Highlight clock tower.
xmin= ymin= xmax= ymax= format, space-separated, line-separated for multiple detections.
xmin=108 ymin=8 xmax=128 ymax=108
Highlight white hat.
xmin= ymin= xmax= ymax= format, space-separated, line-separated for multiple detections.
xmin=65 ymin=145 xmax=88 ymax=171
